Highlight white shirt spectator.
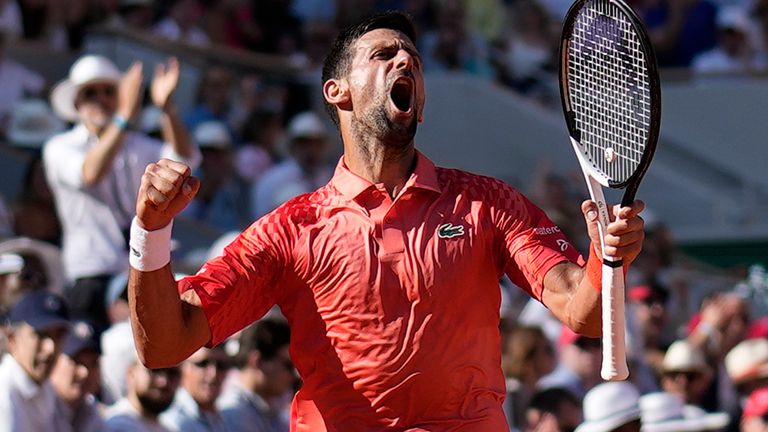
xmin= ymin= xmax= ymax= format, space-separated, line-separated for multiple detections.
xmin=160 ymin=387 xmax=227 ymax=432
xmin=154 ymin=18 xmax=210 ymax=47
xmin=251 ymin=158 xmax=332 ymax=218
xmin=52 ymin=393 xmax=105 ymax=432
xmin=104 ymin=398 xmax=171 ymax=432
xmin=0 ymin=60 xmax=45 ymax=119
xmin=43 ymin=124 xmax=200 ymax=281
xmin=0 ymin=353 xmax=59 ymax=431
xmin=692 ymin=47 xmax=768 ymax=75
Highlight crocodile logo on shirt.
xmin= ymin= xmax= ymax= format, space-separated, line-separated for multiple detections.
xmin=437 ymin=223 xmax=465 ymax=239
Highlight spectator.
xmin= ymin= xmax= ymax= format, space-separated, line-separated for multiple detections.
xmin=218 ymin=318 xmax=294 ymax=432
xmin=44 ymin=55 xmax=199 ymax=330
xmin=104 ymin=360 xmax=180 ymax=432
xmin=639 ymin=391 xmax=729 ymax=431
xmin=0 ymin=253 xmax=23 ymax=314
xmin=627 ymin=284 xmax=671 ymax=374
xmin=0 ymin=291 xmax=70 ymax=430
xmin=185 ymin=121 xmax=248 ymax=231
xmin=575 ymin=381 xmax=642 ymax=432
xmin=160 ymin=346 xmax=229 ymax=431
xmin=235 ymin=110 xmax=283 ymax=186
xmin=154 ymin=0 xmax=209 ymax=47
xmin=659 ymin=339 xmax=713 ymax=407
xmin=693 ymin=5 xmax=767 ymax=77
xmin=251 ymin=111 xmax=333 ymax=218
xmin=525 ymin=387 xmax=582 ymax=432
xmin=50 ymin=320 xmax=104 ymax=432
xmin=639 ymin=0 xmax=719 ymax=67
xmin=0 ymin=31 xmax=45 ymax=127
xmin=725 ymin=338 xmax=768 ymax=399
xmin=502 ymin=325 xmax=557 ymax=430
xmin=184 ymin=66 xmax=234 ymax=133
xmin=741 ymin=387 xmax=768 ymax=432
xmin=419 ymin=0 xmax=492 ymax=77
xmin=0 ymin=237 xmax=67 ymax=299
xmin=539 ymin=326 xmax=603 ymax=399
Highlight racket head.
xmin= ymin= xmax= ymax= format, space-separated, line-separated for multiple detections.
xmin=559 ymin=0 xmax=661 ymax=201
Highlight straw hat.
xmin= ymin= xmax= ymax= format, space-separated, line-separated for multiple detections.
xmin=640 ymin=392 xmax=729 ymax=432
xmin=50 ymin=55 xmax=121 ymax=122
xmin=7 ymin=99 xmax=65 ymax=148
xmin=725 ymin=339 xmax=768 ymax=384
xmin=661 ymin=340 xmax=707 ymax=373
xmin=575 ymin=382 xmax=642 ymax=432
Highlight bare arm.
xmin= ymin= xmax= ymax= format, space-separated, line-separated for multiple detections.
xmin=128 ymin=159 xmax=206 ymax=368
xmin=82 ymin=62 xmax=144 ymax=186
xmin=540 ymin=200 xmax=645 ymax=337
xmin=151 ymin=58 xmax=196 ymax=160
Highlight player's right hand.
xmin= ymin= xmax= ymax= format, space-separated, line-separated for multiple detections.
xmin=136 ymin=159 xmax=200 ymax=231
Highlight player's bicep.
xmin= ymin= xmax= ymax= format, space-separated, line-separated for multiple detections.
xmin=178 ymin=289 xmax=213 ymax=347
xmin=540 ymin=261 xmax=581 ymax=321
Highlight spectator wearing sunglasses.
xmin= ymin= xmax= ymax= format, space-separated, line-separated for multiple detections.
xmin=659 ymin=340 xmax=712 ymax=408
xmin=160 ymin=346 xmax=229 ymax=432
xmin=43 ymin=54 xmax=199 ymax=332
xmin=218 ymin=318 xmax=294 ymax=432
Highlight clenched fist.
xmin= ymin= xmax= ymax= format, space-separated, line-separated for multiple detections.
xmin=136 ymin=159 xmax=200 ymax=231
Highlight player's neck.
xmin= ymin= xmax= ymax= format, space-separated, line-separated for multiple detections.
xmin=343 ymin=139 xmax=416 ymax=199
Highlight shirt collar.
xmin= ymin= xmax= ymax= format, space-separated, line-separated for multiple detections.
xmin=3 ymin=354 xmax=44 ymax=400
xmin=330 ymin=150 xmax=441 ymax=201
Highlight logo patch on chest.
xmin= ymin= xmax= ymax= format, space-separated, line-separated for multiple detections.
xmin=437 ymin=223 xmax=465 ymax=239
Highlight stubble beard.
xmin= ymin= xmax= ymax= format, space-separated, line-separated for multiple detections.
xmin=352 ymin=86 xmax=417 ymax=152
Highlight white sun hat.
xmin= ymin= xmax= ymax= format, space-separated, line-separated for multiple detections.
xmin=640 ymin=392 xmax=729 ymax=432
xmin=288 ymin=111 xmax=327 ymax=140
xmin=725 ymin=338 xmax=768 ymax=385
xmin=50 ymin=55 xmax=122 ymax=122
xmin=7 ymin=99 xmax=65 ymax=148
xmin=662 ymin=340 xmax=707 ymax=373
xmin=575 ymin=381 xmax=642 ymax=432
xmin=0 ymin=253 xmax=24 ymax=275
xmin=193 ymin=121 xmax=232 ymax=149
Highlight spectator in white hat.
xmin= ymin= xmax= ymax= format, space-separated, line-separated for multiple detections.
xmin=639 ymin=391 xmax=729 ymax=432
xmin=725 ymin=338 xmax=768 ymax=398
xmin=184 ymin=121 xmax=248 ymax=231
xmin=0 ymin=253 xmax=24 ymax=313
xmin=251 ymin=111 xmax=333 ymax=218
xmin=692 ymin=5 xmax=768 ymax=77
xmin=659 ymin=340 xmax=712 ymax=408
xmin=575 ymin=381 xmax=642 ymax=432
xmin=43 ymin=54 xmax=200 ymax=332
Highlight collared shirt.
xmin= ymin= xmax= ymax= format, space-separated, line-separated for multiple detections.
xmin=179 ymin=151 xmax=583 ymax=431
xmin=0 ymin=353 xmax=59 ymax=431
xmin=160 ymin=387 xmax=226 ymax=432
xmin=52 ymin=393 xmax=105 ymax=432
xmin=43 ymin=124 xmax=201 ymax=280
xmin=104 ymin=398 xmax=170 ymax=432
xmin=217 ymin=381 xmax=289 ymax=432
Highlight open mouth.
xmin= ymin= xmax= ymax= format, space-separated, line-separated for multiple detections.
xmin=390 ymin=77 xmax=413 ymax=113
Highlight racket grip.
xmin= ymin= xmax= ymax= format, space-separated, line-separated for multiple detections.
xmin=601 ymin=260 xmax=629 ymax=381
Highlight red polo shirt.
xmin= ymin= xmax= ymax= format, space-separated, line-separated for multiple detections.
xmin=178 ymin=152 xmax=583 ymax=431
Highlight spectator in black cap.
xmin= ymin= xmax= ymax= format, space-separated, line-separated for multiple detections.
xmin=0 ymin=290 xmax=69 ymax=430
xmin=50 ymin=320 xmax=105 ymax=432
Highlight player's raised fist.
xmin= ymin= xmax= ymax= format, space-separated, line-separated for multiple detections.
xmin=136 ymin=158 xmax=200 ymax=231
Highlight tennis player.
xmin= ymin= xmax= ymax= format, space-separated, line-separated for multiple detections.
xmin=128 ymin=11 xmax=645 ymax=431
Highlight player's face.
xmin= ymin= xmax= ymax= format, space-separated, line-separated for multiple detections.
xmin=346 ymin=28 xmax=425 ymax=147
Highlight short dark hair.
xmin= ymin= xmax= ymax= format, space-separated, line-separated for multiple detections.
xmin=321 ymin=11 xmax=417 ymax=127
xmin=529 ymin=387 xmax=579 ymax=414
xmin=235 ymin=317 xmax=291 ymax=368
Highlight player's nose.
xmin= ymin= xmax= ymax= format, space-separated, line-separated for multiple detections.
xmin=395 ymin=49 xmax=414 ymax=71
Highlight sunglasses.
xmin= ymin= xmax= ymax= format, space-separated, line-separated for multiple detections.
xmin=663 ymin=370 xmax=701 ymax=381
xmin=191 ymin=358 xmax=230 ymax=370
xmin=80 ymin=84 xmax=117 ymax=101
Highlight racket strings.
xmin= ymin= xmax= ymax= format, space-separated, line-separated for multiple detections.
xmin=567 ymin=0 xmax=651 ymax=183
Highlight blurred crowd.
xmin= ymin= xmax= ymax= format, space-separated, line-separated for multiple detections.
xmin=0 ymin=0 xmax=765 ymax=431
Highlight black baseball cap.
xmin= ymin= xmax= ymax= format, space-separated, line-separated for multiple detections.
xmin=62 ymin=321 xmax=101 ymax=357
xmin=8 ymin=291 xmax=69 ymax=331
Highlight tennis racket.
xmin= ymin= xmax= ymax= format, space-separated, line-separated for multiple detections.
xmin=558 ymin=0 xmax=661 ymax=381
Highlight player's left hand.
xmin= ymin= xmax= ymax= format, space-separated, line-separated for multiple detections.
xmin=151 ymin=57 xmax=180 ymax=111
xmin=582 ymin=199 xmax=645 ymax=264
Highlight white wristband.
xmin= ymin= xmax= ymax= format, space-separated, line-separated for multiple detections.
xmin=129 ymin=217 xmax=173 ymax=272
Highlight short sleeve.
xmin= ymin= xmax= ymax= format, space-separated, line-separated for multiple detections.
xmin=177 ymin=215 xmax=291 ymax=346
xmin=491 ymin=182 xmax=584 ymax=301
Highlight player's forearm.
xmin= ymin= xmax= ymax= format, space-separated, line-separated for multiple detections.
xmin=128 ymin=266 xmax=211 ymax=368
xmin=160 ymin=104 xmax=196 ymax=160
xmin=543 ymin=261 xmax=602 ymax=337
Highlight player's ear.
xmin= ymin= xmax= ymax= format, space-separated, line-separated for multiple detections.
xmin=323 ymin=78 xmax=350 ymax=109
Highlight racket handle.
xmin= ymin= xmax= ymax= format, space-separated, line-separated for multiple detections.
xmin=601 ymin=260 xmax=629 ymax=381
